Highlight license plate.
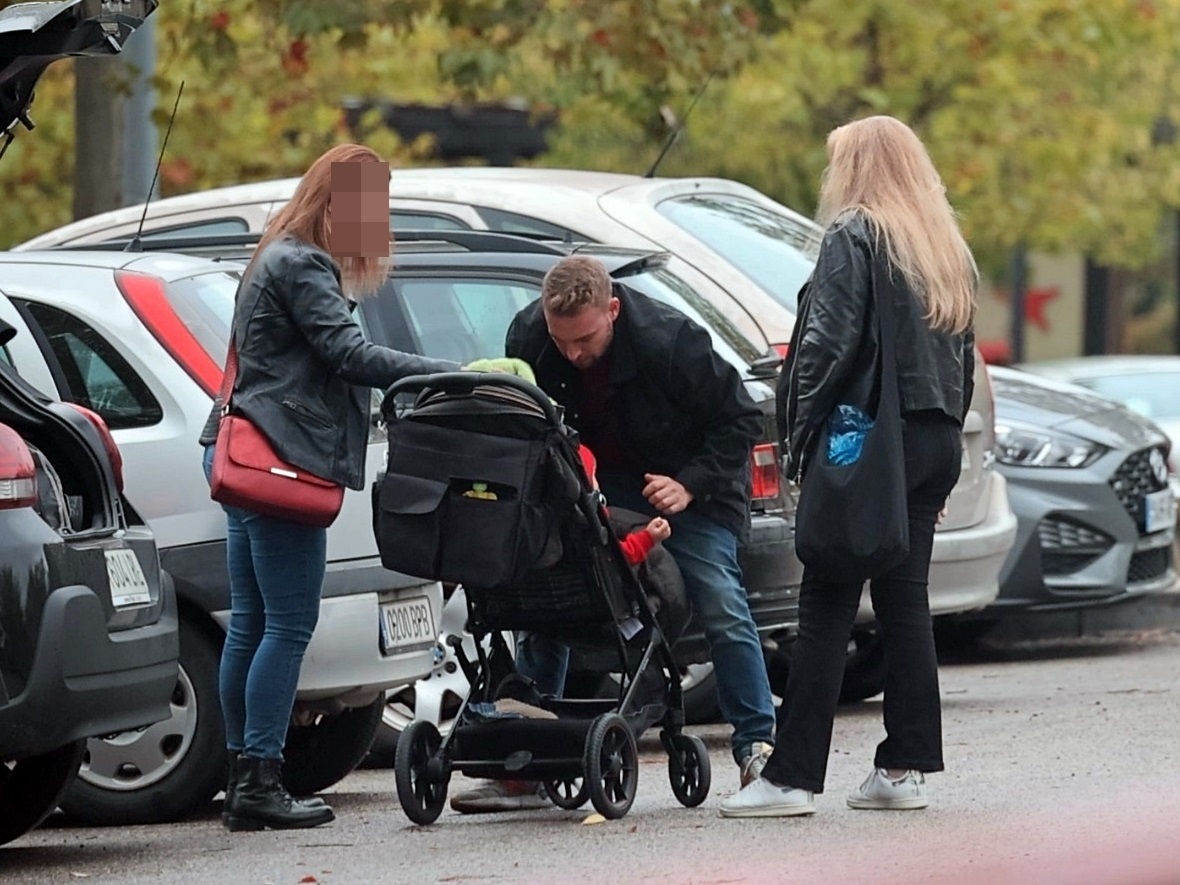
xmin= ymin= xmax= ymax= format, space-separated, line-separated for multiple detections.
xmin=105 ymin=548 xmax=151 ymax=608
xmin=379 ymin=596 xmax=436 ymax=655
xmin=1143 ymin=488 xmax=1176 ymax=533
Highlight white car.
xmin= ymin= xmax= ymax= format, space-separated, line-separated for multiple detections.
xmin=0 ymin=250 xmax=443 ymax=823
xmin=18 ymin=168 xmax=1017 ymax=703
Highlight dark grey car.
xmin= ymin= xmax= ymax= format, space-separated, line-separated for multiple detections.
xmin=946 ymin=366 xmax=1176 ymax=632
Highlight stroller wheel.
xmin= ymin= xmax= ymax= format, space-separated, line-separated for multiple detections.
xmin=664 ymin=732 xmax=711 ymax=808
xmin=544 ymin=777 xmax=589 ymax=810
xmin=583 ymin=713 xmax=638 ymax=820
xmin=394 ymin=720 xmax=449 ymax=825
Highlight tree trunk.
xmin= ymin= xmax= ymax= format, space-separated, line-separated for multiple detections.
xmin=73 ymin=58 xmax=126 ymax=220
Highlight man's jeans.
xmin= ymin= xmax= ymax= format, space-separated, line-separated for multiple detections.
xmin=203 ymin=445 xmax=326 ymax=760
xmin=517 ymin=478 xmax=776 ymax=763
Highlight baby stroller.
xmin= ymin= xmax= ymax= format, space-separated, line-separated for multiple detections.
xmin=372 ymin=372 xmax=711 ymax=824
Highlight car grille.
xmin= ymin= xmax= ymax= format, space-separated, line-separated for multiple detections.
xmin=1108 ymin=446 xmax=1169 ymax=531
xmin=1037 ymin=515 xmax=1114 ymax=576
xmin=1127 ymin=546 xmax=1172 ymax=584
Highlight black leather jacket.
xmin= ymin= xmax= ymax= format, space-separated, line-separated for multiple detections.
xmin=199 ymin=236 xmax=458 ymax=490
xmin=776 ymin=213 xmax=975 ymax=479
xmin=506 ymin=283 xmax=762 ymax=537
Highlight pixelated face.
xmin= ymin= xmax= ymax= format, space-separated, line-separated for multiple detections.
xmin=329 ymin=160 xmax=390 ymax=257
xmin=544 ymin=298 xmax=619 ymax=370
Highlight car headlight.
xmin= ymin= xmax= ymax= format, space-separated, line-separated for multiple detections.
xmin=993 ymin=422 xmax=1106 ymax=468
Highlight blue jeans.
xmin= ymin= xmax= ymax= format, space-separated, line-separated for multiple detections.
xmin=518 ymin=477 xmax=776 ymax=763
xmin=203 ymin=445 xmax=327 ymax=760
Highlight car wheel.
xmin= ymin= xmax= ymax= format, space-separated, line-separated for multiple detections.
xmin=60 ymin=618 xmax=227 ymax=825
xmin=282 ymin=695 xmax=384 ymax=796
xmin=0 ymin=741 xmax=85 ymax=847
xmin=933 ymin=618 xmax=998 ymax=655
xmin=839 ymin=629 xmax=887 ymax=704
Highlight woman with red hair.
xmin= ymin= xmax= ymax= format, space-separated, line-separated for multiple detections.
xmin=198 ymin=143 xmax=459 ymax=831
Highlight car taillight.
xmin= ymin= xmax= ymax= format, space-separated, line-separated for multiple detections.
xmin=114 ymin=269 xmax=223 ymax=397
xmin=64 ymin=403 xmax=124 ymax=493
xmin=0 ymin=423 xmax=37 ymax=509
xmin=772 ymin=343 xmax=790 ymax=359
xmin=751 ymin=443 xmax=780 ymax=503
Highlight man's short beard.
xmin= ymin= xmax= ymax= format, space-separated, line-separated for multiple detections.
xmin=339 ymin=254 xmax=392 ymax=299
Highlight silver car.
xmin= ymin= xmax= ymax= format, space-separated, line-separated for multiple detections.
xmin=0 ymin=251 xmax=443 ymax=823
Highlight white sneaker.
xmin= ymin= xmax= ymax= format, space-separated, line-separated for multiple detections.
xmin=846 ymin=768 xmax=928 ymax=810
xmin=719 ymin=778 xmax=815 ymax=818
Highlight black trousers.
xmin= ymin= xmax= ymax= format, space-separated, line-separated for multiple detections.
xmin=762 ymin=411 xmax=962 ymax=794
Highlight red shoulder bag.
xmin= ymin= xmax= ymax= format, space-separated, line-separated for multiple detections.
xmin=209 ymin=343 xmax=344 ymax=528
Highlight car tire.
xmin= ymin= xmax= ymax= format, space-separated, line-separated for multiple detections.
xmin=282 ymin=695 xmax=384 ymax=796
xmin=0 ymin=741 xmax=85 ymax=847
xmin=933 ymin=618 xmax=998 ymax=655
xmin=60 ymin=618 xmax=227 ymax=825
xmin=838 ymin=629 xmax=887 ymax=704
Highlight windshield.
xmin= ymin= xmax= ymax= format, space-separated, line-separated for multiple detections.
xmin=657 ymin=193 xmax=819 ymax=315
xmin=621 ymin=267 xmax=760 ymax=368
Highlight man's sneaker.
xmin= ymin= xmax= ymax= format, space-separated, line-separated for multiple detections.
xmin=719 ymin=778 xmax=815 ymax=818
xmin=846 ymin=768 xmax=928 ymax=810
xmin=739 ymin=741 xmax=774 ymax=788
xmin=449 ymin=779 xmax=549 ymax=814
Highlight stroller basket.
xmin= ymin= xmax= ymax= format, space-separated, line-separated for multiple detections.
xmin=373 ymin=373 xmax=581 ymax=589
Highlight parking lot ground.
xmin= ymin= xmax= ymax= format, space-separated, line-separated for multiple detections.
xmin=4 ymin=628 xmax=1179 ymax=885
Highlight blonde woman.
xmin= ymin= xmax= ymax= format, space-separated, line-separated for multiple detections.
xmin=198 ymin=144 xmax=459 ymax=831
xmin=722 ymin=115 xmax=977 ymax=818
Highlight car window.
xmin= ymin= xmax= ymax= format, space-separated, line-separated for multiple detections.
xmin=385 ymin=267 xmax=755 ymax=373
xmin=621 ymin=268 xmax=759 ymax=368
xmin=101 ymin=217 xmax=250 ymax=244
xmin=21 ymin=302 xmax=163 ymax=429
xmin=1074 ymin=373 xmax=1180 ymax=420
xmin=160 ymin=270 xmax=241 ymax=366
xmin=393 ymin=277 xmax=539 ymax=364
xmin=475 ymin=207 xmax=586 ymax=241
xmin=656 ymin=194 xmax=819 ymax=314
xmin=391 ymin=212 xmax=470 ymax=232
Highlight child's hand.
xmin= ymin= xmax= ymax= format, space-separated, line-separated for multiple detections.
xmin=645 ymin=517 xmax=671 ymax=542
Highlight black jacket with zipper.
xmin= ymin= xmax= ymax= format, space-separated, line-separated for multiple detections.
xmin=776 ymin=212 xmax=975 ymax=480
xmin=199 ymin=236 xmax=458 ymax=490
xmin=505 ymin=282 xmax=762 ymax=537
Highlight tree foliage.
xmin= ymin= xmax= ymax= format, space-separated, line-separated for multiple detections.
xmin=0 ymin=0 xmax=1178 ymax=271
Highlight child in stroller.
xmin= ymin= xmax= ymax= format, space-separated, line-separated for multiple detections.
xmin=373 ymin=370 xmax=710 ymax=824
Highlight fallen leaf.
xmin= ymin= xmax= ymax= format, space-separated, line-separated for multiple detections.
xmin=582 ymin=813 xmax=606 ymax=825
xmin=299 ymin=877 xmax=318 ymax=884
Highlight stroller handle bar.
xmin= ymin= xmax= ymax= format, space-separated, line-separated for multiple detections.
xmin=384 ymin=371 xmax=562 ymax=426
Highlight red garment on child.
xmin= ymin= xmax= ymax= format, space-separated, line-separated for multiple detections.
xmin=576 ymin=444 xmax=655 ymax=566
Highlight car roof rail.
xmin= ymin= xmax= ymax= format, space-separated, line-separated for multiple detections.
xmin=51 ymin=229 xmax=571 ymax=257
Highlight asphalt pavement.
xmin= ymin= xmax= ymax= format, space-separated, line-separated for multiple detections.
xmin=5 ymin=623 xmax=1179 ymax=885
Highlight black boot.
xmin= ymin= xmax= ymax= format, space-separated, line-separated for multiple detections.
xmin=225 ymin=754 xmax=335 ymax=831
xmin=221 ymin=753 xmax=326 ymax=826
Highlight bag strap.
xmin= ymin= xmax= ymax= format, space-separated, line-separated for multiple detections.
xmin=871 ymin=260 xmax=900 ymax=418
xmin=217 ymin=336 xmax=238 ymax=417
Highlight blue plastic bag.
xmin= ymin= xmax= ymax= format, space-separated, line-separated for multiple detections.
xmin=826 ymin=404 xmax=874 ymax=466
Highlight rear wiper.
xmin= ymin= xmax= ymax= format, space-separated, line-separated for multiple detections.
xmin=749 ymin=350 xmax=783 ymax=379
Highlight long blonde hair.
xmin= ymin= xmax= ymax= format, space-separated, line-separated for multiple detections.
xmin=249 ymin=143 xmax=391 ymax=298
xmin=817 ymin=116 xmax=976 ymax=334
